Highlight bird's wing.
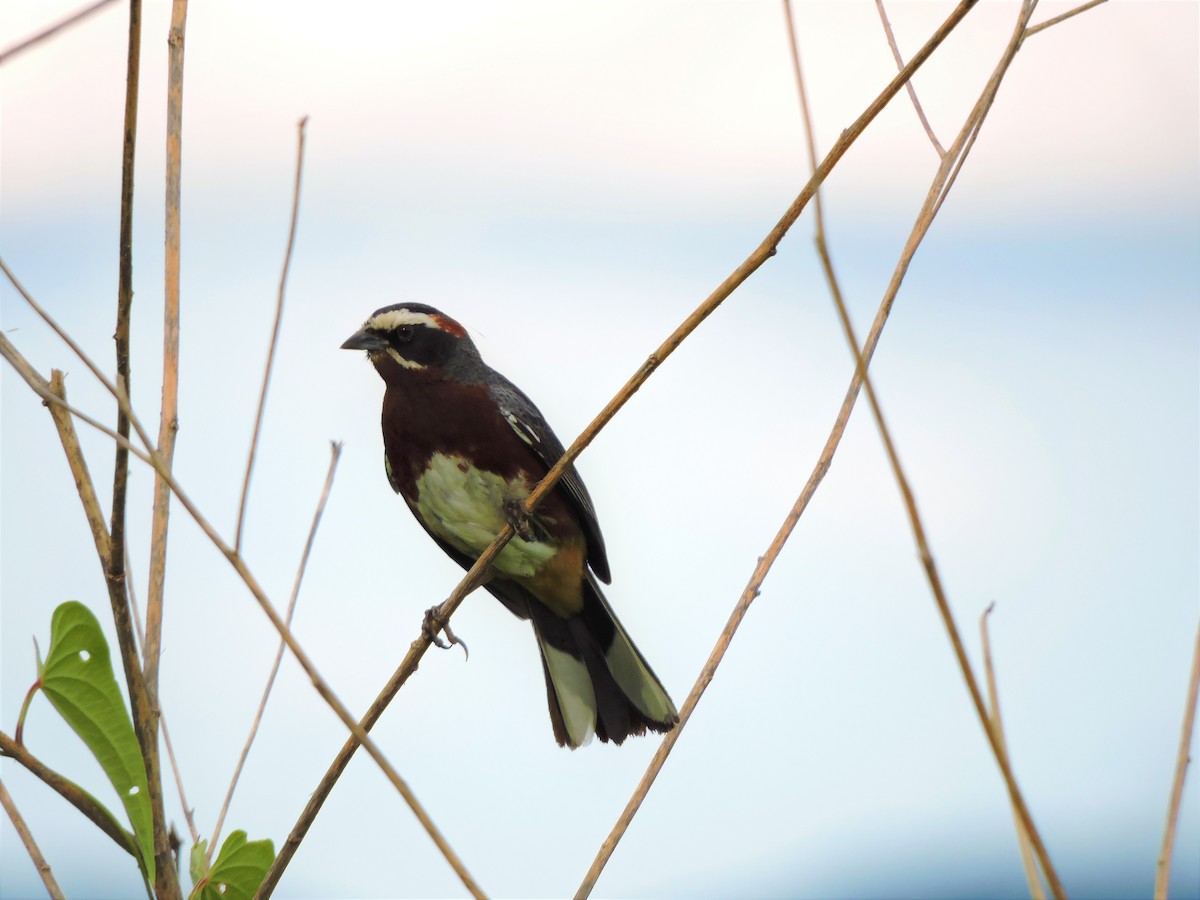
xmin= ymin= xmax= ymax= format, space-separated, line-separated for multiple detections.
xmin=488 ymin=376 xmax=612 ymax=584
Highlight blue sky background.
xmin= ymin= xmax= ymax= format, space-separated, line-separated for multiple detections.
xmin=2 ymin=2 xmax=1198 ymax=898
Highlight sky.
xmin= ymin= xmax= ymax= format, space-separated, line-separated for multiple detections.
xmin=1 ymin=1 xmax=1198 ymax=898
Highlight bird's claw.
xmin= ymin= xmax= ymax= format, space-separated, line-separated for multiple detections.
xmin=423 ymin=606 xmax=469 ymax=660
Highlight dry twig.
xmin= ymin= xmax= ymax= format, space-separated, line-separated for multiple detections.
xmin=211 ymin=442 xmax=341 ymax=865
xmin=1154 ymin=618 xmax=1200 ymax=899
xmin=0 ymin=732 xmax=138 ymax=859
xmin=0 ymin=0 xmax=119 ymax=66
xmin=261 ymin=5 xmax=981 ymax=893
xmin=0 ymin=776 xmax=65 ymax=900
xmin=981 ymin=605 xmax=1045 ymax=899
xmin=574 ymin=5 xmax=982 ymax=895
xmin=234 ymin=116 xmax=309 ymax=552
xmin=0 ymin=313 xmax=485 ymax=899
xmin=875 ymin=1 xmax=946 ymax=156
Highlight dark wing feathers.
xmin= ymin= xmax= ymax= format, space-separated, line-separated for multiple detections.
xmin=488 ymin=376 xmax=612 ymax=584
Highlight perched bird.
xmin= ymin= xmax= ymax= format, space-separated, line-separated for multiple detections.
xmin=342 ymin=303 xmax=678 ymax=748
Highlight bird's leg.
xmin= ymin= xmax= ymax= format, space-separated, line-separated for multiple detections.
xmin=504 ymin=498 xmax=545 ymax=542
xmin=423 ymin=605 xmax=469 ymax=660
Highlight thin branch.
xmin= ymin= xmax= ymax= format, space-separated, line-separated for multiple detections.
xmin=109 ymin=0 xmax=142 ymax=759
xmin=46 ymin=371 xmax=113 ymax=568
xmin=875 ymin=0 xmax=946 ymax=157
xmin=262 ymin=5 xmax=981 ymax=892
xmin=1025 ymin=0 xmax=1107 ymax=38
xmin=0 ymin=776 xmax=66 ymax=900
xmin=0 ymin=258 xmax=158 ymax=453
xmin=575 ymin=5 xmax=982 ymax=895
xmin=0 ymin=0 xmax=119 ymax=66
xmin=126 ymin=546 xmax=201 ymax=847
xmin=783 ymin=3 xmax=1069 ymax=897
xmin=981 ymin=605 xmax=1045 ymax=899
xmin=0 ymin=306 xmax=485 ymax=898
xmin=141 ymin=5 xmax=189 ymax=890
xmin=0 ymin=732 xmax=138 ymax=859
xmin=211 ymin=441 xmax=341 ymax=865
xmin=144 ymin=0 xmax=189 ymax=709
xmin=1154 ymin=617 xmax=1200 ymax=899
xmin=234 ymin=116 xmax=309 ymax=553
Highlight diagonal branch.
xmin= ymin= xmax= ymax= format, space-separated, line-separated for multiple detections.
xmin=0 ymin=321 xmax=485 ymax=899
xmin=262 ymin=2 xmax=981 ymax=894
xmin=787 ymin=2 xmax=1068 ymax=895
xmin=0 ymin=731 xmax=138 ymax=859
xmin=211 ymin=441 xmax=340 ymax=865
xmin=0 ymin=0 xmax=119 ymax=66
xmin=981 ymin=605 xmax=1046 ymax=899
xmin=234 ymin=116 xmax=309 ymax=553
xmin=875 ymin=0 xmax=946 ymax=157
xmin=0 ymin=775 xmax=66 ymax=900
xmin=1154 ymin=617 xmax=1200 ymax=899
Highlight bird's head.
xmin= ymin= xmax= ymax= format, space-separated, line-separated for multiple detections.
xmin=341 ymin=303 xmax=483 ymax=383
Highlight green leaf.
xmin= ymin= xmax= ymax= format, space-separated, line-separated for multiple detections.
xmin=40 ymin=601 xmax=156 ymax=883
xmin=190 ymin=838 xmax=209 ymax=885
xmin=189 ymin=831 xmax=275 ymax=900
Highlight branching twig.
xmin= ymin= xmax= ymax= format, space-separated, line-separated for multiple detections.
xmin=0 ymin=776 xmax=65 ymax=900
xmin=1025 ymin=0 xmax=1107 ymax=38
xmin=211 ymin=441 xmax=341 ymax=865
xmin=0 ymin=321 xmax=485 ymax=899
xmin=981 ymin=605 xmax=1045 ymax=899
xmin=875 ymin=0 xmax=946 ymax=157
xmin=1154 ymin=618 xmax=1200 ymax=899
xmin=0 ymin=0 xmax=119 ymax=66
xmin=234 ymin=116 xmax=309 ymax=553
xmin=0 ymin=732 xmax=138 ymax=859
xmin=262 ymin=6 xmax=981 ymax=893
xmin=782 ymin=3 xmax=1070 ymax=897
xmin=574 ymin=5 xmax=982 ymax=895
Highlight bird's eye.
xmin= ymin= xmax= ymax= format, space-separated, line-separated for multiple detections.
xmin=395 ymin=325 xmax=415 ymax=343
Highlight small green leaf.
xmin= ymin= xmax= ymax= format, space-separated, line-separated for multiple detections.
xmin=189 ymin=831 xmax=275 ymax=900
xmin=40 ymin=601 xmax=156 ymax=883
xmin=190 ymin=838 xmax=209 ymax=886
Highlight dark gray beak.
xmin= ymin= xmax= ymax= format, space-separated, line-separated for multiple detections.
xmin=341 ymin=328 xmax=389 ymax=351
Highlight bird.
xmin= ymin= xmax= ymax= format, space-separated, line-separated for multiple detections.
xmin=342 ymin=303 xmax=678 ymax=748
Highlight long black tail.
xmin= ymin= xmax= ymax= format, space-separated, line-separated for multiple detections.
xmin=526 ymin=574 xmax=677 ymax=748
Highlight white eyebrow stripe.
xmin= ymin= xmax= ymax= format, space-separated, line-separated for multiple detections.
xmin=367 ymin=309 xmax=440 ymax=332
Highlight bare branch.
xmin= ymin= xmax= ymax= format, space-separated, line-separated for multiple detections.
xmin=1025 ymin=0 xmax=1107 ymax=38
xmin=575 ymin=4 xmax=982 ymax=894
xmin=125 ymin=547 xmax=202 ymax=847
xmin=0 ymin=0 xmax=118 ymax=66
xmin=212 ymin=441 xmax=341 ymax=864
xmin=264 ymin=6 xmax=982 ymax=892
xmin=981 ymin=605 xmax=1045 ymax=899
xmin=1154 ymin=618 xmax=1200 ymax=898
xmin=0 ymin=289 xmax=485 ymax=898
xmin=875 ymin=1 xmax=946 ymax=156
xmin=109 ymin=0 xmax=142 ymax=750
xmin=0 ymin=732 xmax=138 ymax=859
xmin=234 ymin=116 xmax=309 ymax=553
xmin=46 ymin=371 xmax=113 ymax=568
xmin=0 ymin=776 xmax=65 ymax=899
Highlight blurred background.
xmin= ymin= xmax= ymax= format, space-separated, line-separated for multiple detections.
xmin=2 ymin=2 xmax=1197 ymax=897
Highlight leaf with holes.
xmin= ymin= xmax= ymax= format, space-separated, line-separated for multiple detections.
xmin=40 ymin=601 xmax=155 ymax=883
xmin=189 ymin=831 xmax=275 ymax=900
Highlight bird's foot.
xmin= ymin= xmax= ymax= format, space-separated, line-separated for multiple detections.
xmin=504 ymin=498 xmax=539 ymax=542
xmin=423 ymin=605 xmax=469 ymax=660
